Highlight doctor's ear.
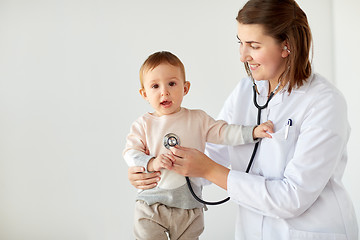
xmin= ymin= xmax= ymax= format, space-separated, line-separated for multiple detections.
xmin=139 ymin=88 xmax=148 ymax=100
xmin=282 ymin=44 xmax=291 ymax=58
xmin=183 ymin=81 xmax=190 ymax=96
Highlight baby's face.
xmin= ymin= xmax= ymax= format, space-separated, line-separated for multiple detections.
xmin=140 ymin=63 xmax=189 ymax=117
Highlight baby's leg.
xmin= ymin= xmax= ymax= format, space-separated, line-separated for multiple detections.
xmin=134 ymin=201 xmax=169 ymax=240
xmin=169 ymin=208 xmax=204 ymax=240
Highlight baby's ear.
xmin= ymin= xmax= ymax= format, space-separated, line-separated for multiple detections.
xmin=139 ymin=88 xmax=147 ymax=100
xmin=183 ymin=81 xmax=190 ymax=96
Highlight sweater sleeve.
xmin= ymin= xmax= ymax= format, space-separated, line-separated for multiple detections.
xmin=201 ymin=110 xmax=257 ymax=145
xmin=123 ymin=119 xmax=155 ymax=172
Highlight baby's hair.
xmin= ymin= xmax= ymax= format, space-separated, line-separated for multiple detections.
xmin=139 ymin=51 xmax=186 ymax=88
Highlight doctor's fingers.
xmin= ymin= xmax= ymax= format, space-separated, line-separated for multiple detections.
xmin=169 ymin=145 xmax=187 ymax=158
xmin=132 ymin=177 xmax=160 ymax=190
xmin=164 ymin=153 xmax=176 ymax=163
xmin=172 ymin=147 xmax=207 ymax=166
xmin=171 ymin=154 xmax=208 ymax=178
xmin=128 ymin=167 xmax=160 ymax=183
xmin=129 ymin=171 xmax=161 ymax=190
xmin=128 ymin=166 xmax=159 ymax=180
xmin=159 ymin=154 xmax=174 ymax=170
xmin=171 ymin=159 xmax=192 ymax=176
xmin=128 ymin=166 xmax=146 ymax=174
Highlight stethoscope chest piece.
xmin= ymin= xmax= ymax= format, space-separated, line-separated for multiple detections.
xmin=162 ymin=132 xmax=229 ymax=205
xmin=163 ymin=133 xmax=180 ymax=149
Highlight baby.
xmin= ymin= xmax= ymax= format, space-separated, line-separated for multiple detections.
xmin=123 ymin=51 xmax=273 ymax=239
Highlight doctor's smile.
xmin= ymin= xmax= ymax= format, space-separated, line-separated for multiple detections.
xmin=249 ymin=64 xmax=260 ymax=71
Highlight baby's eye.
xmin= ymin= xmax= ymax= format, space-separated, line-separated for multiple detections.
xmin=169 ymin=82 xmax=176 ymax=87
xmin=152 ymin=84 xmax=159 ymax=89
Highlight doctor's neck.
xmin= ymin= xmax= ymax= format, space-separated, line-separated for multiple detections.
xmin=268 ymin=80 xmax=283 ymax=97
xmin=268 ymin=65 xmax=291 ymax=95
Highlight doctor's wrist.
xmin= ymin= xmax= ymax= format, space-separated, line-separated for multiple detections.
xmin=203 ymin=158 xmax=230 ymax=190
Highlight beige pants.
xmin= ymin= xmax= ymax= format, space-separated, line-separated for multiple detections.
xmin=134 ymin=200 xmax=204 ymax=240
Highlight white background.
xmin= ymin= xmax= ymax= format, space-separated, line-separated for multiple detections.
xmin=0 ymin=1 xmax=359 ymax=239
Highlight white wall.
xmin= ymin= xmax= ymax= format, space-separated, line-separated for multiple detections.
xmin=333 ymin=0 xmax=360 ymax=231
xmin=0 ymin=1 xmax=358 ymax=239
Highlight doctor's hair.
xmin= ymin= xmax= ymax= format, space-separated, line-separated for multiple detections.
xmin=236 ymin=0 xmax=313 ymax=93
xmin=139 ymin=51 xmax=186 ymax=89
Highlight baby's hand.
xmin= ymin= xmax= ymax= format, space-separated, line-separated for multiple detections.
xmin=253 ymin=120 xmax=274 ymax=139
xmin=147 ymin=154 xmax=174 ymax=172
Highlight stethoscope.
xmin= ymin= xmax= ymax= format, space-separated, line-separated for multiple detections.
xmin=164 ymin=133 xmax=229 ymax=205
xmin=163 ymin=71 xmax=282 ymax=205
xmin=246 ymin=78 xmax=282 ymax=173
xmin=245 ymin=64 xmax=283 ymax=173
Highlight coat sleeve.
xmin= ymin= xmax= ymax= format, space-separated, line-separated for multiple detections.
xmin=227 ymin=88 xmax=350 ymax=219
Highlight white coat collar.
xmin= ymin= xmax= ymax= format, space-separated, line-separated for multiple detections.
xmin=254 ymin=73 xmax=315 ymax=96
xmin=282 ymin=73 xmax=315 ymax=94
xmin=253 ymin=73 xmax=315 ymax=107
xmin=253 ymin=80 xmax=283 ymax=108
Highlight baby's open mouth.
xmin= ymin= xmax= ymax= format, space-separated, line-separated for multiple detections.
xmin=161 ymin=101 xmax=171 ymax=106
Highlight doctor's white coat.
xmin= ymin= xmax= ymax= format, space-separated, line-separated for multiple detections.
xmin=206 ymin=73 xmax=358 ymax=240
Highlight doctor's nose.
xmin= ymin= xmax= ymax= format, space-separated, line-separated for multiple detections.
xmin=239 ymin=46 xmax=252 ymax=63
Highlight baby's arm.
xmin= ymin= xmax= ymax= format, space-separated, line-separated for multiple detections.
xmin=202 ymin=110 xmax=273 ymax=145
xmin=253 ymin=120 xmax=274 ymax=139
xmin=123 ymin=119 xmax=155 ymax=172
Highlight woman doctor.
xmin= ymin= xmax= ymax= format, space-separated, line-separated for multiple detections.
xmin=128 ymin=0 xmax=358 ymax=239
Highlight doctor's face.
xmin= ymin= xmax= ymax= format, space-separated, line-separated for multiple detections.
xmin=140 ymin=63 xmax=190 ymax=117
xmin=237 ymin=23 xmax=287 ymax=85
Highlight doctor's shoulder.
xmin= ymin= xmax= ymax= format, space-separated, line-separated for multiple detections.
xmin=237 ymin=76 xmax=253 ymax=92
xmin=221 ymin=76 xmax=253 ymax=108
xmin=299 ymin=73 xmax=349 ymax=133
xmin=306 ymin=73 xmax=347 ymax=106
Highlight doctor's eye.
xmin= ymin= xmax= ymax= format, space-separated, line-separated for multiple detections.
xmin=236 ymin=35 xmax=242 ymax=44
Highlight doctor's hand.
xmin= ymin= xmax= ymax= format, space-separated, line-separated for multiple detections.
xmin=168 ymin=145 xmax=229 ymax=190
xmin=253 ymin=120 xmax=274 ymax=139
xmin=128 ymin=166 xmax=161 ymax=190
xmin=168 ymin=145 xmax=213 ymax=178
